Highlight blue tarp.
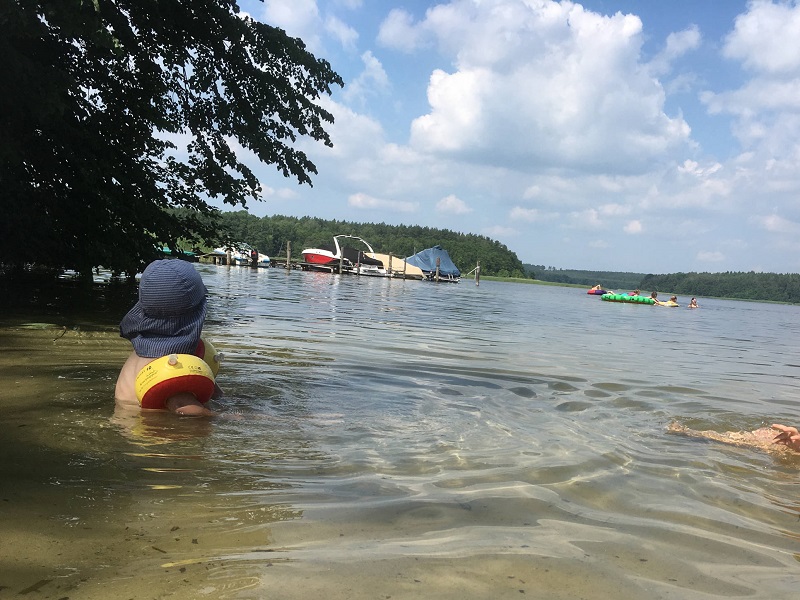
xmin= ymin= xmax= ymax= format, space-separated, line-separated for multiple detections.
xmin=405 ymin=245 xmax=461 ymax=277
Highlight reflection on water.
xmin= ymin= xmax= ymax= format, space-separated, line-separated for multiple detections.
xmin=1 ymin=266 xmax=799 ymax=599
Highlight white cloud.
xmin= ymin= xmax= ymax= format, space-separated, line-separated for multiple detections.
xmin=624 ymin=220 xmax=643 ymax=234
xmin=260 ymin=185 xmax=298 ymax=201
xmin=407 ymin=1 xmax=691 ymax=173
xmin=509 ymin=207 xmax=540 ymax=222
xmin=484 ymin=225 xmax=518 ymax=237
xmin=697 ymin=250 xmax=725 ymax=262
xmin=650 ymin=25 xmax=701 ymax=75
xmin=678 ymin=159 xmax=723 ymax=177
xmin=263 ymin=0 xmax=323 ymax=52
xmin=342 ymin=51 xmax=390 ymax=105
xmin=723 ymin=1 xmax=800 ymax=74
xmin=377 ymin=8 xmax=427 ymax=52
xmin=598 ymin=203 xmax=631 ymax=217
xmin=348 ymin=192 xmax=418 ymax=213
xmin=569 ymin=208 xmax=603 ymax=229
xmin=436 ymin=194 xmax=472 ymax=214
xmin=756 ymin=214 xmax=800 ymax=234
xmin=335 ymin=0 xmax=362 ymax=9
xmin=325 ymin=15 xmax=358 ymax=50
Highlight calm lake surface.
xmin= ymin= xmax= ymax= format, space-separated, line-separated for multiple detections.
xmin=1 ymin=264 xmax=799 ymax=599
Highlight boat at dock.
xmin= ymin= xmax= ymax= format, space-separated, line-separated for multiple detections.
xmin=405 ymin=245 xmax=461 ymax=283
xmin=211 ymin=244 xmax=270 ymax=267
xmin=301 ymin=235 xmax=422 ymax=279
xmin=301 ymin=235 xmax=384 ymax=275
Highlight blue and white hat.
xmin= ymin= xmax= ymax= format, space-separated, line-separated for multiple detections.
xmin=120 ymin=259 xmax=208 ymax=358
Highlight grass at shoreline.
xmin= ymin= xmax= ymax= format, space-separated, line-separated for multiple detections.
xmin=474 ymin=276 xmax=585 ymax=287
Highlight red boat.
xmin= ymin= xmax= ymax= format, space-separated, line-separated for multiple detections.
xmin=301 ymin=235 xmax=385 ymax=274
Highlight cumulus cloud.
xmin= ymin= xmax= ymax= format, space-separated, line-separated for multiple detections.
xmin=407 ymin=1 xmax=692 ymax=173
xmin=348 ymin=192 xmax=418 ymax=213
xmin=325 ymin=14 xmax=358 ymax=50
xmin=377 ymin=8 xmax=427 ymax=52
xmin=263 ymin=0 xmax=323 ymax=52
xmin=624 ymin=220 xmax=643 ymax=234
xmin=342 ymin=51 xmax=390 ymax=105
xmin=756 ymin=213 xmax=800 ymax=234
xmin=569 ymin=208 xmax=603 ymax=229
xmin=702 ymin=1 xmax=800 ymax=163
xmin=678 ymin=159 xmax=723 ymax=177
xmin=650 ymin=25 xmax=701 ymax=75
xmin=260 ymin=185 xmax=298 ymax=201
xmin=436 ymin=194 xmax=472 ymax=214
xmin=723 ymin=1 xmax=800 ymax=74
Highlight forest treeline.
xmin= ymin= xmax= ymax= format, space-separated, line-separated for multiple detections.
xmin=640 ymin=272 xmax=800 ymax=303
xmin=215 ymin=211 xmax=528 ymax=278
xmin=523 ymin=265 xmax=644 ymax=291
xmin=526 ymin=264 xmax=800 ymax=304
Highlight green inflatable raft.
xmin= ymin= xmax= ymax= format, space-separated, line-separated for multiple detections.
xmin=601 ymin=293 xmax=655 ymax=305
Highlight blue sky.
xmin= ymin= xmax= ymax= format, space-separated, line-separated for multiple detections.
xmin=228 ymin=0 xmax=800 ymax=274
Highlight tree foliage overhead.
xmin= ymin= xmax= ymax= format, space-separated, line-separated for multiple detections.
xmin=0 ymin=0 xmax=343 ymax=276
xmin=215 ymin=211 xmax=529 ymax=278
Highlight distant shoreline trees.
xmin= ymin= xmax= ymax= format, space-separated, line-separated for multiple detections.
xmin=215 ymin=212 xmax=529 ymax=278
xmin=526 ymin=265 xmax=800 ymax=304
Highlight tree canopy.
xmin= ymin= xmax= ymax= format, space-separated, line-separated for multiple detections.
xmin=0 ymin=0 xmax=343 ymax=277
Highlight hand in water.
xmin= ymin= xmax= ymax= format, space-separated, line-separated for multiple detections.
xmin=771 ymin=424 xmax=800 ymax=451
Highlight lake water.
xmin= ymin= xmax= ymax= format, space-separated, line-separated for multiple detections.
xmin=1 ymin=264 xmax=799 ymax=599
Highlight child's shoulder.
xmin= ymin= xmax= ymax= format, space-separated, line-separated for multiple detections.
xmin=115 ymin=352 xmax=157 ymax=406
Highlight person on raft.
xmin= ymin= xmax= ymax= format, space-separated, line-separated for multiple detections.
xmin=115 ymin=259 xmax=222 ymax=416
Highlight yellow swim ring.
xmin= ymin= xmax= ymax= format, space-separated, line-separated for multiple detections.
xmin=195 ymin=337 xmax=222 ymax=376
xmin=135 ymin=354 xmax=215 ymax=410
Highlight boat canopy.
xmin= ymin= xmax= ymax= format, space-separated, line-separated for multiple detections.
xmin=405 ymin=245 xmax=460 ymax=277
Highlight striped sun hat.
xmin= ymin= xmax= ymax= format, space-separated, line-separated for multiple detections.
xmin=120 ymin=259 xmax=208 ymax=358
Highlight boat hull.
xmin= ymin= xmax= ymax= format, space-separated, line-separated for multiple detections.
xmin=302 ymin=249 xmax=337 ymax=265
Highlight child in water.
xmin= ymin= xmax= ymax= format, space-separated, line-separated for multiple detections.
xmin=115 ymin=259 xmax=221 ymax=416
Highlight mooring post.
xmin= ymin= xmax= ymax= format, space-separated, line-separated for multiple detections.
xmin=435 ymin=257 xmax=441 ymax=282
xmin=388 ymin=253 xmax=393 ymax=277
xmin=286 ymin=240 xmax=292 ymax=271
xmin=476 ymin=260 xmax=481 ymax=286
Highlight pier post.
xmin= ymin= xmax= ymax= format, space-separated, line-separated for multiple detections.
xmin=476 ymin=261 xmax=481 ymax=286
xmin=435 ymin=257 xmax=440 ymax=282
xmin=286 ymin=241 xmax=292 ymax=271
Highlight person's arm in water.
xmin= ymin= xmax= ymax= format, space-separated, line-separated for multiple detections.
xmin=166 ymin=393 xmax=217 ymax=416
xmin=116 ymin=352 xmax=218 ymax=416
xmin=771 ymin=424 xmax=800 ymax=451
